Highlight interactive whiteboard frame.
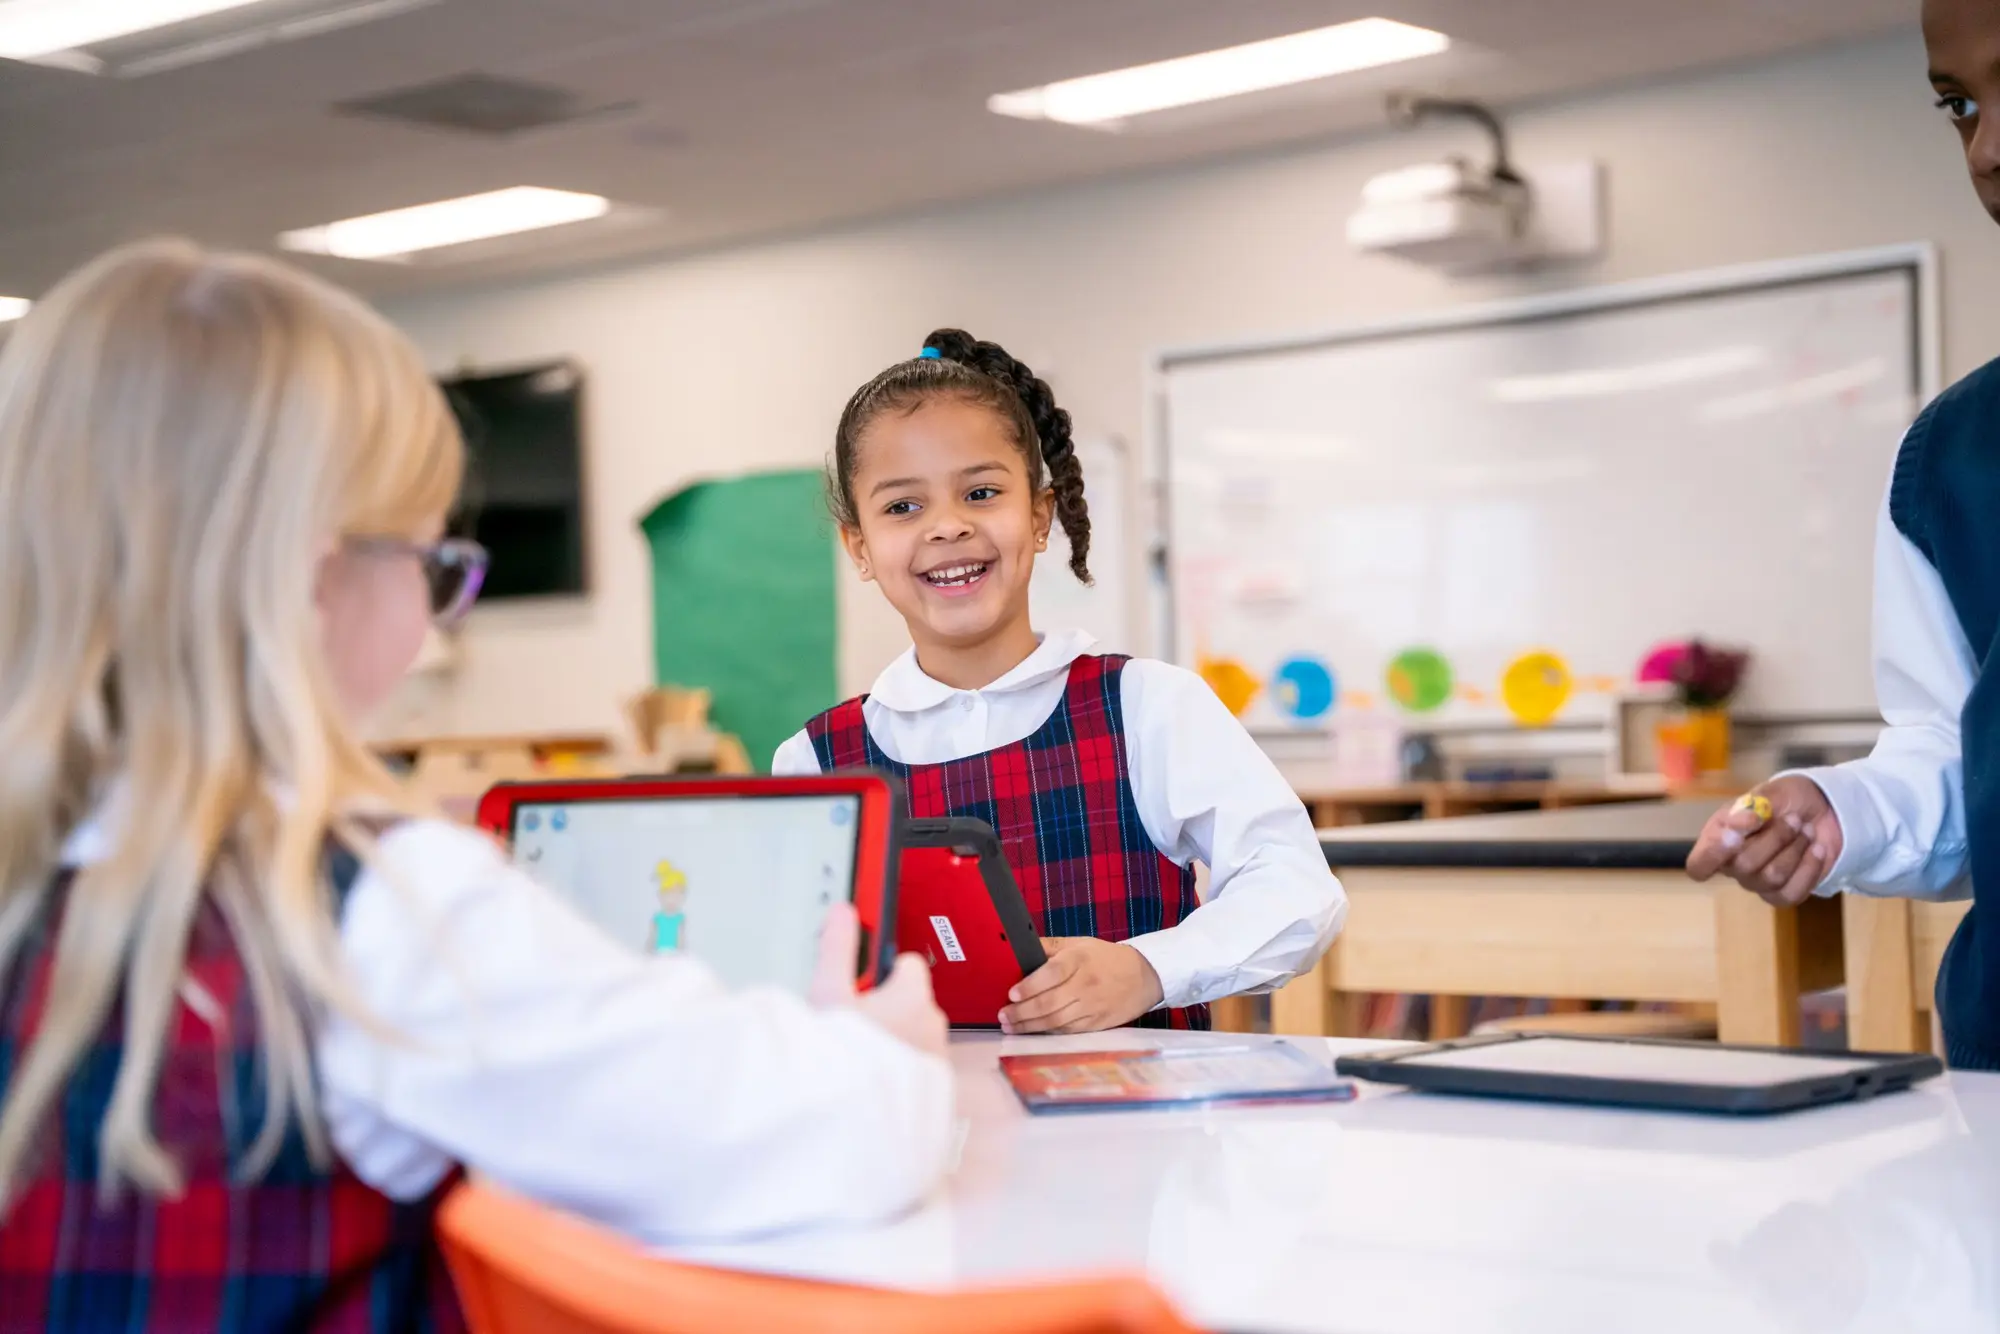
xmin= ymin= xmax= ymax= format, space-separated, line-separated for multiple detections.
xmin=1143 ymin=244 xmax=1941 ymax=720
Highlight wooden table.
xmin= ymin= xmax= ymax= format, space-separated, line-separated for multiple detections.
xmin=675 ymin=1030 xmax=2000 ymax=1334
xmin=1279 ymin=802 xmax=1844 ymax=1047
xmin=1843 ymin=893 xmax=1972 ymax=1053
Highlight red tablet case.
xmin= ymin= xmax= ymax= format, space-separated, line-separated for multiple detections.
xmin=475 ymin=772 xmax=904 ymax=986
xmin=897 ymin=818 xmax=1047 ymax=1028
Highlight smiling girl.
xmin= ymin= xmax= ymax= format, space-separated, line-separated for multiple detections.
xmin=774 ymin=330 xmax=1346 ymax=1034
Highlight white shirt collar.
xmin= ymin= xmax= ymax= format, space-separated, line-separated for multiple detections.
xmin=870 ymin=629 xmax=1098 ymax=714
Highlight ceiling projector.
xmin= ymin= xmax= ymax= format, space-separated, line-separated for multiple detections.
xmin=1346 ymin=157 xmax=1531 ymax=271
xmin=1347 ymin=95 xmax=1602 ymax=276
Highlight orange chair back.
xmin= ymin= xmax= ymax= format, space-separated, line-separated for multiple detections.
xmin=435 ymin=1180 xmax=1203 ymax=1334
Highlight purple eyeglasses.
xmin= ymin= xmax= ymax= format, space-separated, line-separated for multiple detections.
xmin=344 ymin=535 xmax=489 ymax=628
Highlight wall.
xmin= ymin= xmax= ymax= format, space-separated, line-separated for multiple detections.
xmin=378 ymin=30 xmax=1992 ymax=751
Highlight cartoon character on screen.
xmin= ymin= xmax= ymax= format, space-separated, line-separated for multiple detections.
xmin=650 ymin=859 xmax=688 ymax=953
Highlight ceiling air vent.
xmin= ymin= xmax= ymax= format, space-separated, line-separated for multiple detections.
xmin=336 ymin=71 xmax=636 ymax=137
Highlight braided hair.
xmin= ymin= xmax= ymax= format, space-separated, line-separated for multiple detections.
xmin=828 ymin=328 xmax=1091 ymax=583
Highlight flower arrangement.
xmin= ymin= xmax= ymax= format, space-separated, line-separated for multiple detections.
xmin=1670 ymin=641 xmax=1750 ymax=711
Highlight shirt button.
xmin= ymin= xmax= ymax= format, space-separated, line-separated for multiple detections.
xmin=959 ymin=695 xmax=977 ymax=711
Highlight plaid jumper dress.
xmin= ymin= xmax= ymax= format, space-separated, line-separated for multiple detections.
xmin=0 ymin=851 xmax=462 ymax=1334
xmin=808 ymin=652 xmax=1210 ymax=1030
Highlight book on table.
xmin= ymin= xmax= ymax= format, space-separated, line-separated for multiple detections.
xmin=999 ymin=1041 xmax=1356 ymax=1114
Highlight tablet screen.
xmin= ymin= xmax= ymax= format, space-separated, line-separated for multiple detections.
xmin=1405 ymin=1037 xmax=1882 ymax=1088
xmin=511 ymin=794 xmax=860 ymax=993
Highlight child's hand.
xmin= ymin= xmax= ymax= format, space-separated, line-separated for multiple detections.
xmin=1686 ymin=776 xmax=1844 ymax=907
xmin=810 ymin=902 xmax=948 ymax=1056
xmin=1000 ymin=938 xmax=1164 ymax=1034
xmin=856 ymin=956 xmax=950 ymax=1057
xmin=808 ymin=901 xmax=865 ymax=1006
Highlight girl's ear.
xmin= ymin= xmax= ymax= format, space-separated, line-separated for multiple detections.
xmin=1032 ymin=488 xmax=1054 ymax=553
xmin=838 ymin=523 xmax=876 ymax=583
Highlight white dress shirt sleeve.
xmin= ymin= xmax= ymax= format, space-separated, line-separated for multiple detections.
xmin=316 ymin=819 xmax=954 ymax=1245
xmin=1115 ymin=660 xmax=1348 ymax=1008
xmin=1800 ymin=496 xmax=1975 ymax=902
xmin=771 ymin=729 xmax=823 ymax=776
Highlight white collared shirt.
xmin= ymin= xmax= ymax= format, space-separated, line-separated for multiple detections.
xmin=773 ymin=630 xmax=1348 ymax=1009
xmin=1798 ymin=492 xmax=1974 ymax=901
xmin=57 ymin=814 xmax=956 ymax=1244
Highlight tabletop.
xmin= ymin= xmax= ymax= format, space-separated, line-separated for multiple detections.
xmin=675 ymin=1029 xmax=2000 ymax=1334
xmin=1318 ymin=800 xmax=1722 ymax=870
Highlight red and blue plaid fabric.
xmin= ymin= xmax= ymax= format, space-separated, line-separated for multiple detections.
xmin=0 ymin=852 xmax=463 ymax=1334
xmin=809 ymin=653 xmax=1209 ymax=1030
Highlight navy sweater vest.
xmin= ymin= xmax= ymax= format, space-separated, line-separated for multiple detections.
xmin=1888 ymin=356 xmax=2000 ymax=1070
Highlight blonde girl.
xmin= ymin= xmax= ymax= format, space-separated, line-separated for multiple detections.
xmin=0 ymin=240 xmax=949 ymax=1331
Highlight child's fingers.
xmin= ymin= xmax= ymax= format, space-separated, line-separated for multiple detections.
xmin=1049 ymin=1007 xmax=1101 ymax=1036
xmin=807 ymin=901 xmax=861 ymax=1007
xmin=1002 ymin=978 xmax=1080 ymax=1029
xmin=1768 ymin=844 xmax=1829 ymax=908
xmin=1723 ymin=818 xmax=1807 ymax=881
xmin=1687 ymin=808 xmax=1745 ymax=880
xmin=1003 ymin=995 xmax=1088 ymax=1035
xmin=1689 ymin=798 xmax=1779 ymax=879
xmin=1755 ymin=835 xmax=1811 ymax=897
xmin=1009 ymin=948 xmax=1080 ymax=1005
xmin=1728 ymin=791 xmax=1774 ymax=830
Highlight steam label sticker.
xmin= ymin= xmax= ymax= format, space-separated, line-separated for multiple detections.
xmin=929 ymin=915 xmax=967 ymax=963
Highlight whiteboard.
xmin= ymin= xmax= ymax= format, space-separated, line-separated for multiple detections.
xmin=1159 ymin=249 xmax=1934 ymax=730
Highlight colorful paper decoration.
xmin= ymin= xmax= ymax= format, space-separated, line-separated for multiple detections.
xmin=1637 ymin=641 xmax=1690 ymax=686
xmin=1386 ymin=648 xmax=1453 ymax=713
xmin=1198 ymin=657 xmax=1262 ymax=718
xmin=1502 ymin=650 xmax=1574 ymax=727
xmin=1273 ymin=656 xmax=1337 ymax=721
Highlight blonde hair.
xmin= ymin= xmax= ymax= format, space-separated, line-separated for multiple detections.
xmin=0 ymin=239 xmax=463 ymax=1207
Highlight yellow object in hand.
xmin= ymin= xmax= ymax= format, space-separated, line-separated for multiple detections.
xmin=1732 ymin=793 xmax=1773 ymax=825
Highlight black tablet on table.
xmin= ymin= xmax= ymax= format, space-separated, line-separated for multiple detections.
xmin=1334 ymin=1032 xmax=1944 ymax=1115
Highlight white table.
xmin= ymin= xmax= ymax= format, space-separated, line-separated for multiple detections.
xmin=678 ymin=1031 xmax=2000 ymax=1334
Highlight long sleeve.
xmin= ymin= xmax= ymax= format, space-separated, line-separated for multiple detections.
xmin=316 ymin=819 xmax=954 ymax=1245
xmin=1802 ymin=497 xmax=1975 ymax=902
xmin=1116 ymin=661 xmax=1348 ymax=1008
xmin=771 ymin=729 xmax=823 ymax=776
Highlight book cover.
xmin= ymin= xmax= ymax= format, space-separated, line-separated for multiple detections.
xmin=998 ymin=1042 xmax=1356 ymax=1114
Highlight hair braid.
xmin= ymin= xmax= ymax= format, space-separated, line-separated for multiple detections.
xmin=921 ymin=330 xmax=1091 ymax=583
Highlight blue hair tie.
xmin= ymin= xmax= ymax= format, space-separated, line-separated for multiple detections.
xmin=918 ymin=347 xmax=941 ymax=359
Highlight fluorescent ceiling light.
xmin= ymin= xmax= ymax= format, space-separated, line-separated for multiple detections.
xmin=0 ymin=297 xmax=29 ymax=323
xmin=989 ymin=18 xmax=1449 ymax=127
xmin=278 ymin=187 xmax=611 ymax=261
xmin=0 ymin=0 xmax=272 ymax=61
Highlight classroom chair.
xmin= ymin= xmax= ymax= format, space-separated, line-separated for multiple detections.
xmin=1844 ymin=895 xmax=1973 ymax=1054
xmin=435 ymin=1179 xmax=1205 ymax=1334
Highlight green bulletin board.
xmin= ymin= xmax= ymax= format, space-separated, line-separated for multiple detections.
xmin=640 ymin=470 xmax=837 ymax=771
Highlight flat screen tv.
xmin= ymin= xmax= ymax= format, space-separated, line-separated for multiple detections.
xmin=440 ymin=361 xmax=588 ymax=600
